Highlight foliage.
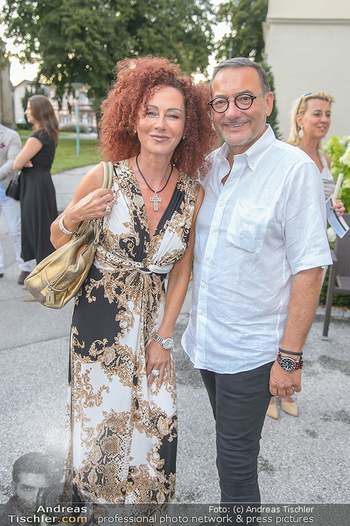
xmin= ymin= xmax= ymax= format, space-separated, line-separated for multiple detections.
xmin=323 ymin=135 xmax=350 ymax=211
xmin=319 ymin=268 xmax=350 ymax=308
xmin=59 ymin=124 xmax=93 ymax=133
xmin=1 ymin=0 xmax=214 ymax=105
xmin=16 ymin=122 xmax=31 ymax=130
xmin=262 ymin=62 xmax=281 ymax=139
xmin=215 ymin=0 xmax=268 ymax=62
xmin=212 ymin=2 xmax=280 ymax=138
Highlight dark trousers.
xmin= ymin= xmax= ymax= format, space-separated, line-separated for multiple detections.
xmin=200 ymin=362 xmax=273 ymax=504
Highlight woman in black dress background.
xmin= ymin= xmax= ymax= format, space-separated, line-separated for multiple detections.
xmin=14 ymin=95 xmax=59 ymax=274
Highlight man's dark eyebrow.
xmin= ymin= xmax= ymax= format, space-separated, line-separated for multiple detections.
xmin=212 ymin=90 xmax=255 ymax=97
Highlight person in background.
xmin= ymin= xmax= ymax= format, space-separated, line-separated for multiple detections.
xmin=0 ymin=452 xmax=51 ymax=525
xmin=0 ymin=123 xmax=33 ymax=284
xmin=182 ymin=57 xmax=332 ymax=512
xmin=266 ymin=91 xmax=346 ymax=420
xmin=288 ymin=91 xmax=345 ymax=203
xmin=50 ymin=56 xmax=216 ymax=506
xmin=13 ymin=95 xmax=59 ymax=301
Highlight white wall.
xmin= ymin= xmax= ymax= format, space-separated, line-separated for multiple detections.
xmin=264 ymin=0 xmax=350 ymax=140
xmin=13 ymin=80 xmax=31 ymax=123
xmin=267 ymin=0 xmax=350 ymax=19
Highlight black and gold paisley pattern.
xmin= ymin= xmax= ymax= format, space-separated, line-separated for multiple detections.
xmin=68 ymin=160 xmax=200 ymax=504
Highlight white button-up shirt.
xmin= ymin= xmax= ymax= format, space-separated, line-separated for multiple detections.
xmin=182 ymin=126 xmax=332 ymax=374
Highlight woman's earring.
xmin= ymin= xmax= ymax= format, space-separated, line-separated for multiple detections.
xmin=298 ymin=126 xmax=304 ymax=139
xmin=182 ymin=135 xmax=186 ymax=140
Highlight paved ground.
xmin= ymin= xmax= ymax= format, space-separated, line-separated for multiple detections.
xmin=0 ymin=166 xmax=349 ymax=521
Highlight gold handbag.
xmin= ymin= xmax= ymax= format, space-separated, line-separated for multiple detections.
xmin=24 ymin=161 xmax=114 ymax=309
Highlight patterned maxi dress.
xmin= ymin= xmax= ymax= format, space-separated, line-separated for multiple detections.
xmin=69 ymin=160 xmax=200 ymax=504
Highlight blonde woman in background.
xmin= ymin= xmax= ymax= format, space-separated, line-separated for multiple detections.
xmin=267 ymin=91 xmax=345 ymax=420
xmin=287 ymin=91 xmax=345 ymax=203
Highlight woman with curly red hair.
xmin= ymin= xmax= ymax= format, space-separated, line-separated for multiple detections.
xmin=51 ymin=56 xmax=217 ymax=506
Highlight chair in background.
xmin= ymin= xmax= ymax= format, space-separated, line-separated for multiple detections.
xmin=322 ymin=213 xmax=350 ymax=338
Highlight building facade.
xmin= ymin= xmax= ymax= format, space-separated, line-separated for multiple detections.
xmin=13 ymin=81 xmax=97 ymax=131
xmin=264 ymin=0 xmax=350 ymax=140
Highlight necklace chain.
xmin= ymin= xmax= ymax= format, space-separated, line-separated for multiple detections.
xmin=136 ymin=155 xmax=174 ymax=211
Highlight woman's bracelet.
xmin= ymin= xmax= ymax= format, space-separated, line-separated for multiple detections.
xmin=58 ymin=215 xmax=78 ymax=236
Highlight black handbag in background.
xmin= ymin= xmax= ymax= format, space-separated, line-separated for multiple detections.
xmin=5 ymin=171 xmax=22 ymax=200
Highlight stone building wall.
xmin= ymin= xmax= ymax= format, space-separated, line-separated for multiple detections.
xmin=0 ymin=40 xmax=15 ymax=128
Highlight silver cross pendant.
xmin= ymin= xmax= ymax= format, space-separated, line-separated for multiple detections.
xmin=150 ymin=192 xmax=161 ymax=211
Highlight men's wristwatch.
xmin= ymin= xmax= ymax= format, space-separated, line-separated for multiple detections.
xmin=277 ymin=352 xmax=303 ymax=371
xmin=153 ymin=333 xmax=174 ymax=351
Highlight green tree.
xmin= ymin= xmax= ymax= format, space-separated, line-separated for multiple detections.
xmin=263 ymin=62 xmax=281 ymax=139
xmin=213 ymin=1 xmax=280 ymax=137
xmin=215 ymin=0 xmax=268 ymax=62
xmin=324 ymin=136 xmax=350 ymax=212
xmin=1 ymin=0 xmax=214 ymax=105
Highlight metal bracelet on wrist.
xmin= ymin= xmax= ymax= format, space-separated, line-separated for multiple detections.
xmin=59 ymin=215 xmax=77 ymax=236
xmin=153 ymin=333 xmax=174 ymax=351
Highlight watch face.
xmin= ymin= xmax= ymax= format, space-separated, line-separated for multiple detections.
xmin=280 ymin=357 xmax=296 ymax=371
xmin=162 ymin=338 xmax=174 ymax=350
xmin=154 ymin=334 xmax=174 ymax=350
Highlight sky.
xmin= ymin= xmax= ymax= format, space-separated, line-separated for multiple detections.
xmin=0 ymin=0 xmax=229 ymax=86
xmin=0 ymin=0 xmax=40 ymax=86
xmin=7 ymin=58 xmax=40 ymax=86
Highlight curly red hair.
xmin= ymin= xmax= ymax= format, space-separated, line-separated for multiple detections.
xmin=99 ymin=56 xmax=217 ymax=177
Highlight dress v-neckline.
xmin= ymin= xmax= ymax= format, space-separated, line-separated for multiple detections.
xmin=126 ymin=159 xmax=180 ymax=242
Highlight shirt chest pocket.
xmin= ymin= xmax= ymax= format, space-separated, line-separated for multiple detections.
xmin=227 ymin=203 xmax=271 ymax=253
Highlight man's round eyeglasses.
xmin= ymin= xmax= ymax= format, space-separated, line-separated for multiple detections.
xmin=208 ymin=93 xmax=264 ymax=113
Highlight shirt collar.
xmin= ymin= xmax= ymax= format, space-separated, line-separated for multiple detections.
xmin=215 ymin=124 xmax=276 ymax=172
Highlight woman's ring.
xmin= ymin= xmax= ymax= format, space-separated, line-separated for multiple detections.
xmin=106 ymin=204 xmax=111 ymax=213
xmin=151 ymin=369 xmax=160 ymax=377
